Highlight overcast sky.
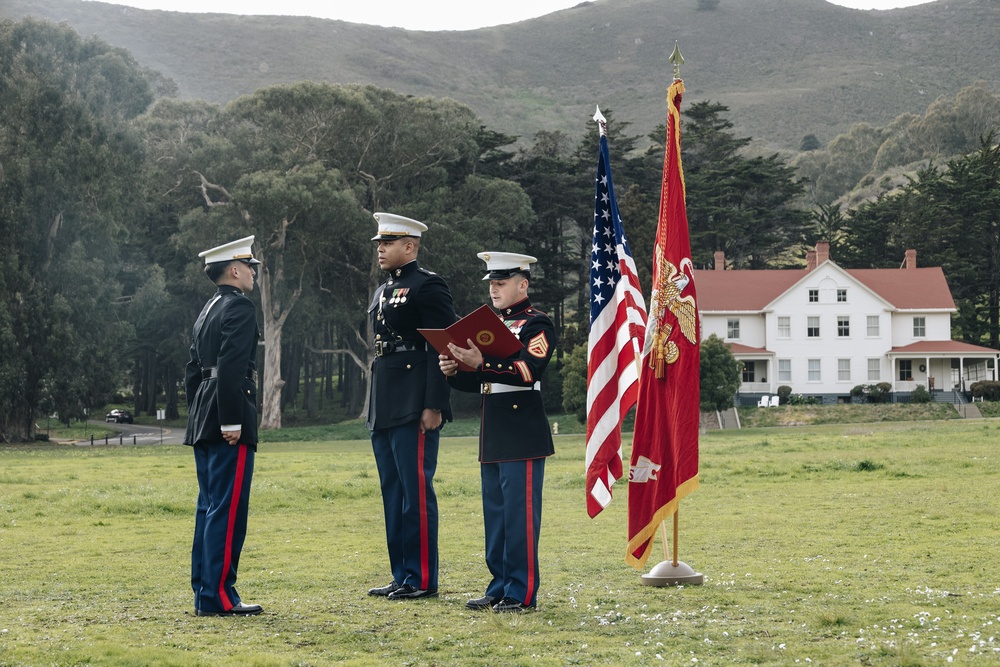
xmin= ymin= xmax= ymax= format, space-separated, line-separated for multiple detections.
xmin=86 ymin=0 xmax=936 ymax=31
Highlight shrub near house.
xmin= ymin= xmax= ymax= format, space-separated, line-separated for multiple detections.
xmin=970 ymin=380 xmax=1000 ymax=401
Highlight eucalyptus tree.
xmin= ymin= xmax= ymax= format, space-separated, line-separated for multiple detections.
xmin=144 ymin=82 xmax=509 ymax=426
xmin=0 ymin=18 xmax=153 ymax=442
xmin=842 ymin=136 xmax=1000 ymax=347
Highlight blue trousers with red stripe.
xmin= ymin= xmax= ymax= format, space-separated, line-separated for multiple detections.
xmin=481 ymin=458 xmax=545 ymax=606
xmin=191 ymin=442 xmax=254 ymax=614
xmin=371 ymin=423 xmax=440 ymax=591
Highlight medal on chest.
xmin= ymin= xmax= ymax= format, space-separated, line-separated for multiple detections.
xmin=388 ymin=287 xmax=410 ymax=306
xmin=505 ymin=319 xmax=528 ymax=337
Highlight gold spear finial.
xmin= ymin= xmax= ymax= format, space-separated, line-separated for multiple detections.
xmin=669 ymin=41 xmax=684 ymax=81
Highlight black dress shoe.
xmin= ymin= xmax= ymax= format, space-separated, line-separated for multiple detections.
xmin=387 ymin=584 xmax=438 ymax=600
xmin=492 ymin=597 xmax=535 ymax=613
xmin=465 ymin=595 xmax=497 ymax=610
xmin=196 ymin=602 xmax=263 ymax=617
xmin=368 ymin=581 xmax=401 ymax=597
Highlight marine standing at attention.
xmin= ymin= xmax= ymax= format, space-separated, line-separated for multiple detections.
xmin=438 ymin=252 xmax=556 ymax=613
xmin=184 ymin=235 xmax=263 ymax=617
xmin=366 ymin=212 xmax=457 ymax=600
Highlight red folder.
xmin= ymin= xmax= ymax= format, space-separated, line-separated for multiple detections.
xmin=419 ymin=304 xmax=524 ymax=372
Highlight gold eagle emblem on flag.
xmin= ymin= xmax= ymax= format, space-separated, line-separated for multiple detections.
xmin=646 ymin=256 xmax=697 ymax=378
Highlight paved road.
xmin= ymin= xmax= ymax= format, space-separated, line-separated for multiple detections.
xmin=80 ymin=420 xmax=184 ymax=446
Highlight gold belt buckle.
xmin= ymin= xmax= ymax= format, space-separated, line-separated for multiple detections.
xmin=482 ymin=382 xmax=492 ymax=395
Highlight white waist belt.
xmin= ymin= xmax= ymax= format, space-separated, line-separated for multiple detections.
xmin=482 ymin=381 xmax=541 ymax=395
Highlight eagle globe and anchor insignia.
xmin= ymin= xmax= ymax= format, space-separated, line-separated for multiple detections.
xmin=475 ymin=330 xmax=495 ymax=346
xmin=630 ymin=255 xmax=698 ymax=484
xmin=644 ymin=256 xmax=697 ymax=379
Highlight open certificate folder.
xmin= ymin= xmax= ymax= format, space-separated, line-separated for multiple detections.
xmin=419 ymin=304 xmax=524 ymax=372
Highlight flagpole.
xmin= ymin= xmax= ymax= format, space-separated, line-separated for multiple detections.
xmin=639 ymin=42 xmax=703 ymax=587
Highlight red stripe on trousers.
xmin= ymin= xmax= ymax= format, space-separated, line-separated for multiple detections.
xmin=524 ymin=461 xmax=536 ymax=604
xmin=417 ymin=429 xmax=430 ymax=590
xmin=218 ymin=444 xmax=247 ymax=611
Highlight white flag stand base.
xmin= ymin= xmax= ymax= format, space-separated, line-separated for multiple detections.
xmin=640 ymin=560 xmax=704 ymax=587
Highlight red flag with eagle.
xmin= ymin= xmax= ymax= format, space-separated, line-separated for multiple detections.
xmin=626 ymin=79 xmax=700 ymax=568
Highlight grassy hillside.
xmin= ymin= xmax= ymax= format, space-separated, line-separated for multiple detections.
xmin=3 ymin=0 xmax=998 ymax=149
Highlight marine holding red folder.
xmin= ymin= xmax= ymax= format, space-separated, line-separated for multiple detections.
xmin=438 ymin=251 xmax=556 ymax=614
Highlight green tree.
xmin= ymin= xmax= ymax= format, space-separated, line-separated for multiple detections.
xmin=141 ymin=82 xmax=525 ymax=426
xmin=840 ymin=135 xmax=1000 ymax=347
xmin=799 ymin=134 xmax=822 ymax=152
xmin=513 ymin=130 xmax=585 ymax=349
xmin=652 ymin=101 xmax=810 ymax=268
xmin=809 ymin=202 xmax=847 ymax=252
xmin=700 ymin=334 xmax=741 ymax=412
xmin=0 ymin=18 xmax=153 ymax=442
xmin=560 ymin=343 xmax=589 ymax=423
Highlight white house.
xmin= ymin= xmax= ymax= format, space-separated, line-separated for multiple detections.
xmin=694 ymin=242 xmax=999 ymax=403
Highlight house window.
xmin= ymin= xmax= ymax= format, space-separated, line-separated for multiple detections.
xmin=742 ymin=362 xmax=755 ymax=383
xmin=808 ymin=359 xmax=821 ymax=382
xmin=778 ymin=359 xmax=791 ymax=382
xmin=867 ymin=358 xmax=880 ymax=382
xmin=838 ymin=358 xmax=851 ymax=381
xmin=837 ymin=316 xmax=850 ymax=337
xmin=727 ymin=318 xmax=740 ymax=339
xmin=913 ymin=317 xmax=926 ymax=337
xmin=837 ymin=288 xmax=847 ymax=303
xmin=899 ymin=360 xmax=913 ymax=381
xmin=807 ymin=316 xmax=820 ymax=338
xmin=808 ymin=289 xmax=819 ymax=303
xmin=867 ymin=315 xmax=880 ymax=337
xmin=777 ymin=316 xmax=791 ymax=338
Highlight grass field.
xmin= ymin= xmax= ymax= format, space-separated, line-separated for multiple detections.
xmin=2 ymin=418 xmax=999 ymax=666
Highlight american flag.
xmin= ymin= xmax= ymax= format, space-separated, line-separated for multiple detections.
xmin=585 ymin=107 xmax=648 ymax=518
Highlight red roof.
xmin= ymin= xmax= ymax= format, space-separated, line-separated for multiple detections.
xmin=726 ymin=342 xmax=771 ymax=355
xmin=694 ymin=269 xmax=805 ymax=311
xmin=890 ymin=340 xmax=998 ymax=354
xmin=693 ymin=264 xmax=955 ymax=311
xmin=845 ymin=267 xmax=955 ymax=310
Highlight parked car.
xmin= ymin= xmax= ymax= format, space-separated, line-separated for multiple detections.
xmin=105 ymin=409 xmax=133 ymax=424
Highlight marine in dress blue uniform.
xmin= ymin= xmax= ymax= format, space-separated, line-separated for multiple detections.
xmin=366 ymin=213 xmax=457 ymax=600
xmin=184 ymin=236 xmax=263 ymax=617
xmin=439 ymin=252 xmax=555 ymax=613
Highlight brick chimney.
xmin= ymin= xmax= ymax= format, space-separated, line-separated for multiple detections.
xmin=816 ymin=241 xmax=830 ymax=265
xmin=905 ymin=248 xmax=917 ymax=269
xmin=806 ymin=250 xmax=817 ymax=270
xmin=714 ymin=250 xmax=726 ymax=271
